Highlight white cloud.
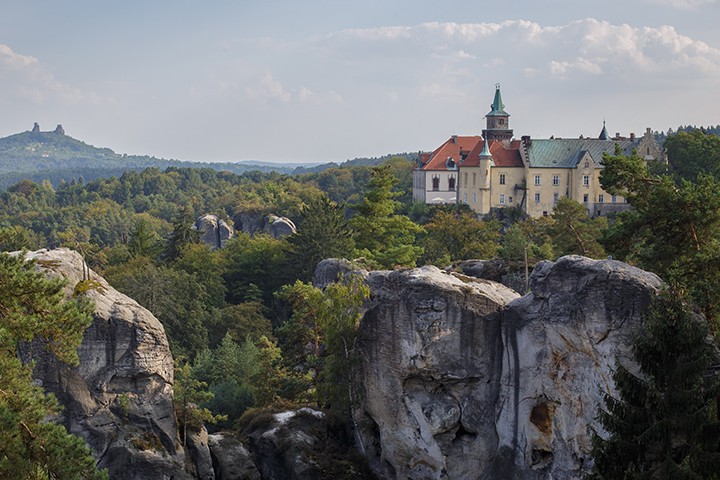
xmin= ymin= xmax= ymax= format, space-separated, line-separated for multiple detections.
xmin=0 ymin=43 xmax=105 ymax=106
xmin=646 ymin=0 xmax=717 ymax=8
xmin=0 ymin=44 xmax=37 ymax=70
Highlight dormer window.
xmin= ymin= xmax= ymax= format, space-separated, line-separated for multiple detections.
xmin=446 ymin=157 xmax=457 ymax=170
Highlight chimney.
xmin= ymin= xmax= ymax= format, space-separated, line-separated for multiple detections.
xmin=630 ymin=132 xmax=635 ymax=141
xmin=452 ymin=135 xmax=458 ymax=144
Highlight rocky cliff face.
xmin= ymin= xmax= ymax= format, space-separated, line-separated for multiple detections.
xmin=354 ymin=256 xmax=662 ymax=480
xmin=20 ymin=248 xmax=208 ymax=480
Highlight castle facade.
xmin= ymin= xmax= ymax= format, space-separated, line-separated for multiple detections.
xmin=412 ymin=86 xmax=664 ymax=217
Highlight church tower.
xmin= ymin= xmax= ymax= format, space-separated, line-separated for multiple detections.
xmin=482 ymin=84 xmax=513 ymax=144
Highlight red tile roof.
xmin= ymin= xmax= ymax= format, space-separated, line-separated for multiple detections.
xmin=462 ymin=139 xmax=523 ymax=168
xmin=419 ymin=136 xmax=482 ymax=171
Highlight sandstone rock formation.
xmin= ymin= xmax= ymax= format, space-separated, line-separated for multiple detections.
xmin=19 ymin=248 xmax=208 ymax=480
xmin=263 ymin=214 xmax=296 ymax=238
xmin=232 ymin=212 xmax=296 ymax=238
xmin=208 ymin=434 xmax=261 ymax=480
xmin=354 ymin=256 xmax=663 ymax=480
xmin=196 ymin=214 xmax=234 ymax=249
xmin=313 ymin=258 xmax=356 ymax=289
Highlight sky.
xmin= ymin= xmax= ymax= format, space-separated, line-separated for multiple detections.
xmin=1 ymin=0 xmax=719 ymax=164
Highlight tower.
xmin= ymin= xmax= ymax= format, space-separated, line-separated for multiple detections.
xmin=477 ymin=140 xmax=494 ymax=213
xmin=482 ymin=84 xmax=513 ymax=144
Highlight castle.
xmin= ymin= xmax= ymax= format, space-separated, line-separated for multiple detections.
xmin=412 ymin=86 xmax=664 ymax=217
xmin=31 ymin=122 xmax=65 ymax=135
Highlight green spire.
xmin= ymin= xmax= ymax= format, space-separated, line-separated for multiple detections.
xmin=479 ymin=140 xmax=492 ymax=158
xmin=486 ymin=84 xmax=508 ymax=117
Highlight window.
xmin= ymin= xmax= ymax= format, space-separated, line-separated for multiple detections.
xmin=499 ymin=173 xmax=506 ymax=185
xmin=612 ymin=195 xmax=617 ymax=204
xmin=585 ymin=160 xmax=589 ymax=168
xmin=583 ymin=194 xmax=589 ymax=203
xmin=553 ymin=192 xmax=559 ymax=204
xmin=508 ymin=196 xmax=513 ymax=203
xmin=543 ymin=211 xmax=548 ymax=216
xmin=472 ymin=193 xmax=477 ymax=203
xmin=553 ymin=175 xmax=560 ymax=186
xmin=463 ymin=193 xmax=468 ymax=203
xmin=599 ymin=194 xmax=604 ymax=203
xmin=448 ymin=177 xmax=456 ymax=191
xmin=499 ymin=194 xmax=506 ymax=205
xmin=534 ymin=175 xmax=541 ymax=186
xmin=472 ymin=173 xmax=476 ymax=186
xmin=583 ymin=175 xmax=590 ymax=187
xmin=432 ymin=177 xmax=439 ymax=191
xmin=464 ymin=173 xmax=468 ymax=186
xmin=535 ymin=193 xmax=541 ymax=204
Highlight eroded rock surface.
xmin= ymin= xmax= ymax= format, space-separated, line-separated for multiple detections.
xmin=354 ymin=257 xmax=662 ymax=480
xmin=196 ymin=214 xmax=234 ymax=249
xmin=20 ymin=248 xmax=206 ymax=480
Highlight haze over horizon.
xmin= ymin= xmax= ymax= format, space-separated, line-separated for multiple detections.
xmin=1 ymin=0 xmax=719 ymax=164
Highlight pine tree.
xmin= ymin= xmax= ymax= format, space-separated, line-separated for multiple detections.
xmin=163 ymin=205 xmax=201 ymax=261
xmin=285 ymin=195 xmax=354 ymax=282
xmin=591 ymin=292 xmax=720 ymax=478
xmin=0 ymin=253 xmax=107 ymax=479
xmin=350 ymin=164 xmax=424 ymax=268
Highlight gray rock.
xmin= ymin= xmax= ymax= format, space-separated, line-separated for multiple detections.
xmin=263 ymin=214 xmax=296 ymax=238
xmin=20 ymin=248 xmax=207 ymax=480
xmin=187 ymin=428 xmax=216 ymax=480
xmin=208 ymin=434 xmax=261 ymax=480
xmin=313 ymin=258 xmax=357 ymax=288
xmin=454 ymin=258 xmax=508 ymax=283
xmin=232 ymin=212 xmax=296 ymax=239
xmin=354 ymin=257 xmax=663 ymax=480
xmin=244 ymin=408 xmax=326 ymax=480
xmin=196 ymin=214 xmax=234 ymax=249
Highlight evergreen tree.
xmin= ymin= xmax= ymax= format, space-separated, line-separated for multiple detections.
xmin=591 ymin=292 xmax=720 ymax=478
xmin=285 ymin=195 xmax=354 ymax=282
xmin=127 ymin=218 xmax=163 ymax=259
xmin=163 ymin=205 xmax=200 ymax=261
xmin=0 ymin=253 xmax=106 ymax=479
xmin=350 ymin=164 xmax=424 ymax=268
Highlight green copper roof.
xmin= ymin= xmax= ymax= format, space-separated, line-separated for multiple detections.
xmin=526 ymin=138 xmax=636 ymax=168
xmin=486 ymin=85 xmax=509 ymax=117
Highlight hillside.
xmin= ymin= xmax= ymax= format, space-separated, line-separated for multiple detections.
xmin=0 ymin=125 xmax=299 ymax=188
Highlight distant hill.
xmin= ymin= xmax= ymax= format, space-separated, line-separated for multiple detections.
xmin=290 ymin=152 xmax=421 ymax=175
xmin=0 ymin=125 xmax=300 ymax=189
xmin=0 ymin=125 xmax=422 ymax=189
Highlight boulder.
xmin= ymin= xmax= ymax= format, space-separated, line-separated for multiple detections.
xmin=232 ymin=213 xmax=296 ymax=239
xmin=19 ymin=248 xmax=207 ymax=480
xmin=313 ymin=258 xmax=358 ymax=289
xmin=454 ymin=259 xmax=508 ymax=283
xmin=208 ymin=434 xmax=261 ymax=480
xmin=354 ymin=256 xmax=663 ymax=480
xmin=263 ymin=214 xmax=296 ymax=238
xmin=196 ymin=214 xmax=234 ymax=249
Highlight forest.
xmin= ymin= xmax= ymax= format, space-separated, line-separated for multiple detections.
xmin=2 ymin=128 xmax=720 ymax=478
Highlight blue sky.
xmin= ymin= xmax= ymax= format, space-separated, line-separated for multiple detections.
xmin=1 ymin=0 xmax=719 ymax=163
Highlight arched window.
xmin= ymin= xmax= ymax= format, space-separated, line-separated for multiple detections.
xmin=432 ymin=177 xmax=440 ymax=191
xmin=448 ymin=177 xmax=456 ymax=191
